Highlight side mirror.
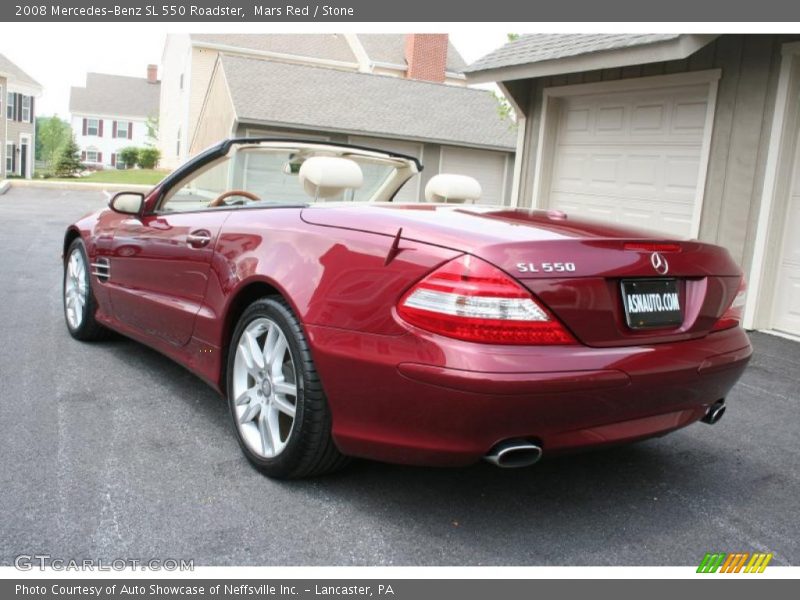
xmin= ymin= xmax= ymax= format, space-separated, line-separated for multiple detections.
xmin=109 ymin=192 xmax=145 ymax=215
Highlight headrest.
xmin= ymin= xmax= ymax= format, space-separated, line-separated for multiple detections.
xmin=424 ymin=174 xmax=482 ymax=204
xmin=298 ymin=156 xmax=364 ymax=200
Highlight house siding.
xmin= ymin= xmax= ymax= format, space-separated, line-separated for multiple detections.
xmin=190 ymin=65 xmax=237 ymax=155
xmin=158 ymin=34 xmax=193 ymax=169
xmin=515 ymin=34 xmax=800 ymax=275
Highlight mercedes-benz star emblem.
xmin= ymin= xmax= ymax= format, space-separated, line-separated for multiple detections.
xmin=650 ymin=252 xmax=669 ymax=275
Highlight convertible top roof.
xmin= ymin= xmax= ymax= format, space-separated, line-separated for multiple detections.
xmin=156 ymin=138 xmax=424 ymax=198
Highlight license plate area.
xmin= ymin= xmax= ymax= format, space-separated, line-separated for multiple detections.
xmin=621 ymin=278 xmax=683 ymax=330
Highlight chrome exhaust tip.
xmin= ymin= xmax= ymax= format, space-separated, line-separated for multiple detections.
xmin=702 ymin=400 xmax=726 ymax=425
xmin=484 ymin=439 xmax=543 ymax=468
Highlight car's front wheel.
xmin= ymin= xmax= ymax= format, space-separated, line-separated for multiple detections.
xmin=227 ymin=297 xmax=348 ymax=478
xmin=63 ymin=238 xmax=109 ymax=341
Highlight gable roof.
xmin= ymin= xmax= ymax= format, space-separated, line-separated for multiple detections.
xmin=464 ymin=34 xmax=716 ymax=83
xmin=0 ymin=53 xmax=42 ymax=90
xmin=357 ymin=34 xmax=467 ymax=73
xmin=189 ymin=33 xmax=468 ymax=75
xmin=190 ymin=33 xmax=357 ymax=64
xmin=70 ymin=73 xmax=160 ymax=118
xmin=465 ymin=34 xmax=680 ymax=73
xmin=218 ymin=54 xmax=515 ymax=151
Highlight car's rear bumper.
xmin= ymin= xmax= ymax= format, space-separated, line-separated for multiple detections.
xmin=306 ymin=324 xmax=752 ymax=466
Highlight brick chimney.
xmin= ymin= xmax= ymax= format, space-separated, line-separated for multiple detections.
xmin=404 ymin=34 xmax=448 ymax=83
xmin=147 ymin=64 xmax=158 ymax=83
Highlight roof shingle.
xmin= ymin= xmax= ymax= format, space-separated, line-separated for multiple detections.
xmin=0 ymin=53 xmax=41 ymax=89
xmin=464 ymin=34 xmax=681 ymax=74
xmin=69 ymin=73 xmax=160 ymax=118
xmin=190 ymin=33 xmax=357 ymax=63
xmin=220 ymin=55 xmax=515 ymax=150
xmin=357 ymin=34 xmax=467 ymax=72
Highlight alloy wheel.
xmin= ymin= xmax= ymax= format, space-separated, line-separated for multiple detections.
xmin=231 ymin=317 xmax=298 ymax=458
xmin=64 ymin=248 xmax=87 ymax=330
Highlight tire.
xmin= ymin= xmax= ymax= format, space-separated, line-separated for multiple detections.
xmin=63 ymin=238 xmax=110 ymax=341
xmin=226 ymin=296 xmax=349 ymax=478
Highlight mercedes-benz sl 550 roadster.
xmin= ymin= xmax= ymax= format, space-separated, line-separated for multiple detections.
xmin=62 ymin=139 xmax=752 ymax=478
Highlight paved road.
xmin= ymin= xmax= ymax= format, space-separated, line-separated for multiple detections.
xmin=1 ymin=186 xmax=798 ymax=567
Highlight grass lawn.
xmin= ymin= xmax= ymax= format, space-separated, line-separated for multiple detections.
xmin=47 ymin=169 xmax=169 ymax=186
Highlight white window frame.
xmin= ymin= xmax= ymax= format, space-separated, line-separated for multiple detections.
xmin=21 ymin=96 xmax=30 ymax=122
xmin=85 ymin=149 xmax=100 ymax=163
xmin=86 ymin=118 xmax=100 ymax=137
xmin=530 ymin=69 xmax=721 ymax=239
xmin=5 ymin=142 xmax=13 ymax=174
xmin=116 ymin=120 xmax=130 ymax=139
xmin=6 ymin=91 xmax=14 ymax=120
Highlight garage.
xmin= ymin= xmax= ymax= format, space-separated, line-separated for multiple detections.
xmin=543 ymin=82 xmax=714 ymax=238
xmin=349 ymin=136 xmax=424 ymax=203
xmin=439 ymin=145 xmax=509 ymax=205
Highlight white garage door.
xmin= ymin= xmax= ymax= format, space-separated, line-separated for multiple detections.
xmin=772 ymin=134 xmax=800 ymax=336
xmin=546 ymin=84 xmax=711 ymax=238
xmin=440 ymin=146 xmax=508 ymax=205
xmin=349 ymin=136 xmax=423 ymax=203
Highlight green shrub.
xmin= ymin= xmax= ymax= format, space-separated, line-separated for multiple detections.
xmin=136 ymin=147 xmax=161 ymax=169
xmin=118 ymin=146 xmax=139 ymax=169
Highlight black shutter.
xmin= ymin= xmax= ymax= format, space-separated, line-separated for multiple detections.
xmin=11 ymin=144 xmax=16 ymax=173
xmin=29 ymin=96 xmax=34 ymax=123
xmin=15 ymin=93 xmax=21 ymax=122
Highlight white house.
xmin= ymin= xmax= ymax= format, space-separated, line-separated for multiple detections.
xmin=69 ymin=66 xmax=160 ymax=169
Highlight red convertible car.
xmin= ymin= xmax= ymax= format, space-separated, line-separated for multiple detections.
xmin=63 ymin=139 xmax=752 ymax=478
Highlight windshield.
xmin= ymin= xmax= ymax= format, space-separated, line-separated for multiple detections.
xmin=159 ymin=143 xmax=418 ymax=213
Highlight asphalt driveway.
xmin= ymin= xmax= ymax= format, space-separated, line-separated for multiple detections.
xmin=1 ymin=186 xmax=798 ymax=566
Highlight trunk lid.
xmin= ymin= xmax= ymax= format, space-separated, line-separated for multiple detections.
xmin=301 ymin=204 xmax=743 ymax=346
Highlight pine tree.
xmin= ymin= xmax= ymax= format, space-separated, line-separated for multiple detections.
xmin=54 ymin=136 xmax=83 ymax=177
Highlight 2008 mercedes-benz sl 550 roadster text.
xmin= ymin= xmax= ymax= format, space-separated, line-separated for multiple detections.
xmin=62 ymin=139 xmax=752 ymax=478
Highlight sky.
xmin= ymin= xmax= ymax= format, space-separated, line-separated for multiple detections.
xmin=0 ymin=26 xmax=510 ymax=118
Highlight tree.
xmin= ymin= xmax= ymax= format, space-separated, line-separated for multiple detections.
xmin=492 ymin=34 xmax=522 ymax=127
xmin=145 ymin=115 xmax=159 ymax=147
xmin=37 ymin=116 xmax=71 ymax=171
xmin=137 ymin=147 xmax=161 ymax=169
xmin=54 ymin=136 xmax=83 ymax=177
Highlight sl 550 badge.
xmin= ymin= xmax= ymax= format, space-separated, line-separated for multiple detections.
xmin=516 ymin=262 xmax=576 ymax=274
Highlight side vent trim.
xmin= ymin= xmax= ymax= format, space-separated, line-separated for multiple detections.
xmin=91 ymin=258 xmax=111 ymax=282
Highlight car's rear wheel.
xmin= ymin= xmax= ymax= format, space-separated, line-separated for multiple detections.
xmin=227 ymin=297 xmax=348 ymax=478
xmin=63 ymin=239 xmax=109 ymax=341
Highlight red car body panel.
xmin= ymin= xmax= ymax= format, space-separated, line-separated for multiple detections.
xmin=64 ymin=140 xmax=752 ymax=467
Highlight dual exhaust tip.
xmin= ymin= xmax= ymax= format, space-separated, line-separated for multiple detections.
xmin=485 ymin=401 xmax=726 ymax=467
xmin=702 ymin=400 xmax=726 ymax=425
xmin=484 ymin=439 xmax=542 ymax=468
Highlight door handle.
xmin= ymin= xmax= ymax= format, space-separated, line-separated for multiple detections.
xmin=186 ymin=230 xmax=212 ymax=248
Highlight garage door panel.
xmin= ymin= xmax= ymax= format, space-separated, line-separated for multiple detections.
xmin=440 ymin=146 xmax=507 ymax=205
xmin=548 ymin=85 xmax=708 ymax=239
xmin=349 ymin=136 xmax=423 ymax=203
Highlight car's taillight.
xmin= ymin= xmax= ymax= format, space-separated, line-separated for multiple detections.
xmin=397 ymin=255 xmax=575 ymax=345
xmin=711 ymin=278 xmax=747 ymax=332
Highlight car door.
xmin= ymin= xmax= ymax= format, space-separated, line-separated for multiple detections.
xmin=106 ymin=155 xmax=239 ymax=347
xmin=107 ymin=210 xmax=229 ymax=347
